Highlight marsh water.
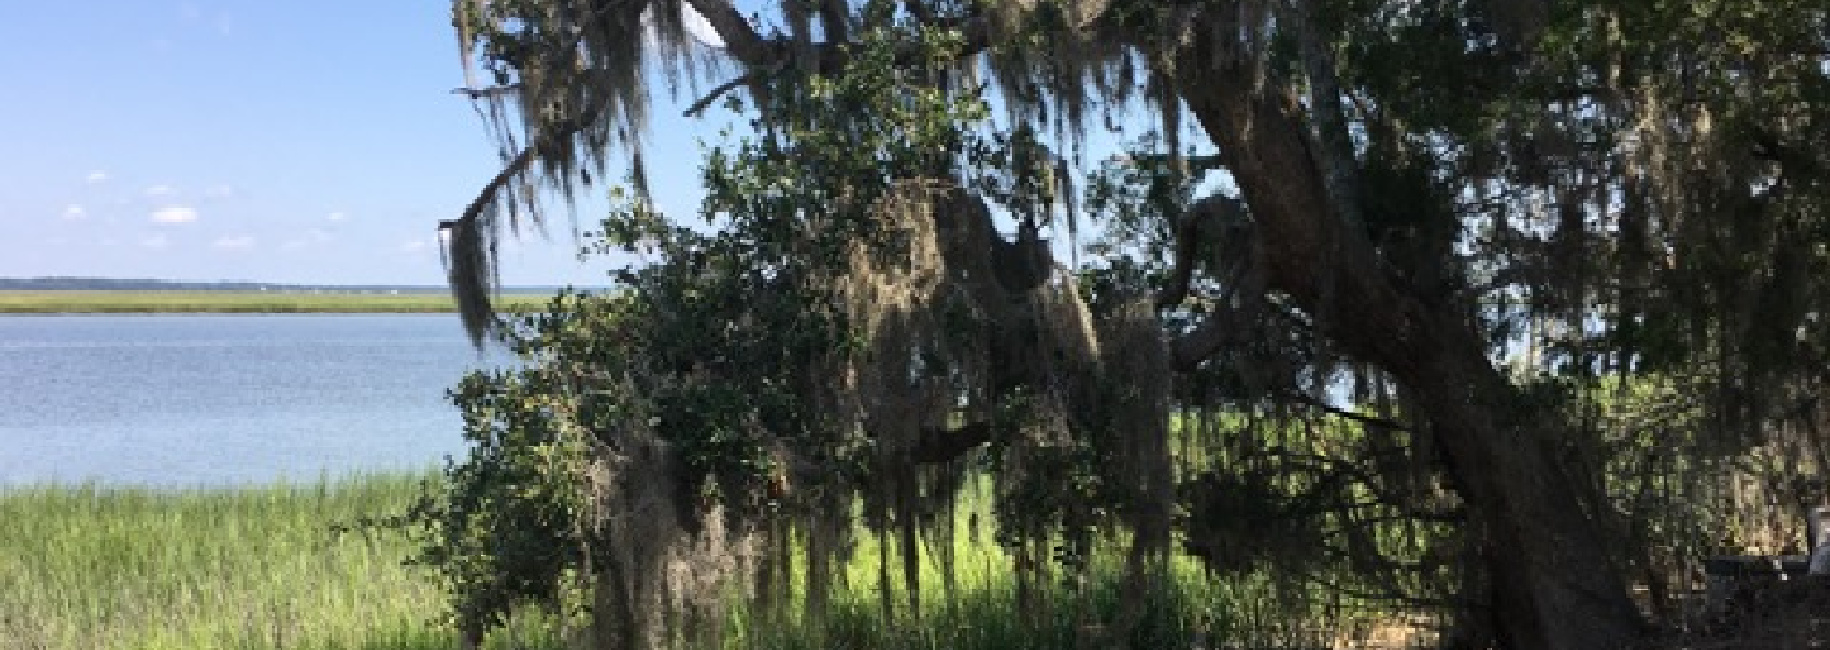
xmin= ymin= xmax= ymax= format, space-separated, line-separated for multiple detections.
xmin=0 ymin=315 xmax=497 ymax=486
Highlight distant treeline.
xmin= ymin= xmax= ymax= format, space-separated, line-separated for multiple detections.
xmin=0 ymin=277 xmax=583 ymax=295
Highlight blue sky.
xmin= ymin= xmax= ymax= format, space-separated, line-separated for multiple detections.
xmin=0 ymin=1 xmax=732 ymax=286
xmin=0 ymin=1 xmax=1156 ymax=287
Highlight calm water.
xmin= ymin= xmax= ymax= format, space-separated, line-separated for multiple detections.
xmin=0 ymin=315 xmax=501 ymax=486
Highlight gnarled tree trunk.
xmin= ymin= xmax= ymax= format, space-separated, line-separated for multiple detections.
xmin=1167 ymin=25 xmax=1646 ymax=649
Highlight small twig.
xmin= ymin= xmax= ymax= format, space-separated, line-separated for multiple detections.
xmin=682 ymin=70 xmax=769 ymax=117
xmin=1282 ymin=390 xmax=1415 ymax=433
xmin=451 ymin=84 xmax=521 ymax=99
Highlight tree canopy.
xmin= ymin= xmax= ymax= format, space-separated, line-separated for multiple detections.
xmin=426 ymin=1 xmax=1830 ymax=648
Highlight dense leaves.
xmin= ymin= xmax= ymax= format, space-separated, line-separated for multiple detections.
xmin=426 ymin=0 xmax=1830 ymax=648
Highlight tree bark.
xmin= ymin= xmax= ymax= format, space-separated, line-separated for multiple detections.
xmin=1164 ymin=20 xmax=1645 ymax=649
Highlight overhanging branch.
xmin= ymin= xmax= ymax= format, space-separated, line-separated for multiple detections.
xmin=443 ymin=101 xmax=608 ymax=345
xmin=683 ymin=68 xmax=775 ymax=117
xmin=911 ymin=421 xmax=996 ymax=465
xmin=687 ymin=0 xmax=998 ymax=74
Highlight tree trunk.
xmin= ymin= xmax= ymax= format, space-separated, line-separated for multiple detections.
xmin=1399 ymin=313 xmax=1646 ymax=650
xmin=1167 ymin=28 xmax=1645 ymax=648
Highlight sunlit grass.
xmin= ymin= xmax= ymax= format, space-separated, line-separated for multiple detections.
xmin=725 ymin=483 xmax=1236 ymax=650
xmin=0 ymin=472 xmax=1372 ymax=650
xmin=0 ymin=290 xmax=550 ymax=314
xmin=0 ymin=473 xmax=503 ymax=650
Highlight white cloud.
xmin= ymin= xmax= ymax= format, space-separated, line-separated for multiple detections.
xmin=62 ymin=204 xmax=86 ymax=220
xmin=86 ymin=170 xmax=110 ymax=184
xmin=145 ymin=184 xmax=177 ymax=198
xmin=327 ymin=211 xmax=347 ymax=222
xmin=279 ymin=240 xmax=308 ymax=251
xmin=203 ymin=184 xmax=234 ymax=199
xmin=140 ymin=234 xmax=170 ymax=249
xmin=215 ymin=13 xmax=235 ymax=36
xmin=151 ymin=206 xmax=198 ymax=223
xmin=212 ymin=235 xmax=255 ymax=250
xmin=308 ymin=228 xmax=332 ymax=243
xmin=640 ymin=5 xmax=725 ymax=52
xmin=681 ymin=4 xmax=724 ymax=49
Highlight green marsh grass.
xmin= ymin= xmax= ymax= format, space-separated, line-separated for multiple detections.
xmin=0 ymin=473 xmax=536 ymax=650
xmin=0 ymin=291 xmax=550 ymax=314
xmin=0 ymin=470 xmax=1354 ymax=650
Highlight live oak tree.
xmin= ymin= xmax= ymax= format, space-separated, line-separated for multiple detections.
xmin=432 ymin=1 xmax=1830 ymax=649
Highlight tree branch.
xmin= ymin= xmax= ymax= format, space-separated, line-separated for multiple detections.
xmin=1157 ymin=193 xmax=1246 ymax=310
xmin=1280 ymin=391 xmax=1415 ymax=433
xmin=1121 ymin=153 xmax=1228 ymax=176
xmin=1169 ymin=256 xmax=1265 ymax=371
xmin=687 ymin=0 xmax=998 ymax=75
xmin=910 ymin=421 xmax=996 ymax=465
xmin=903 ymin=0 xmax=934 ymax=23
xmin=443 ymin=101 xmax=610 ymax=345
xmin=682 ymin=69 xmax=772 ymax=117
xmin=452 ymin=84 xmax=520 ymax=99
xmin=684 ymin=0 xmax=771 ymax=67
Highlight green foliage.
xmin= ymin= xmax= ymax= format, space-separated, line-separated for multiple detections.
xmin=417 ymin=359 xmax=595 ymax=637
xmin=418 ymin=22 xmax=1017 ymax=641
xmin=439 ymin=0 xmax=1830 ymax=645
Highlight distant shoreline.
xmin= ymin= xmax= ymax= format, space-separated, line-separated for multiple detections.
xmin=0 ymin=290 xmax=551 ymax=314
xmin=0 ymin=276 xmax=590 ymax=293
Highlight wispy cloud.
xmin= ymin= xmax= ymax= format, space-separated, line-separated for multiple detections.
xmin=140 ymin=234 xmax=171 ymax=249
xmin=212 ymin=235 xmax=255 ymax=250
xmin=151 ymin=206 xmax=198 ymax=223
xmin=215 ymin=12 xmax=235 ymax=36
xmin=327 ymin=211 xmax=347 ymax=222
xmin=62 ymin=204 xmax=87 ymax=220
xmin=145 ymin=184 xmax=177 ymax=198
xmin=203 ymin=184 xmax=234 ymax=199
xmin=85 ymin=170 xmax=110 ymax=184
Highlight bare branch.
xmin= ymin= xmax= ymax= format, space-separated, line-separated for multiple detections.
xmin=682 ymin=68 xmax=772 ymax=117
xmin=1280 ymin=391 xmax=1416 ymax=433
xmin=451 ymin=84 xmax=520 ymax=99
